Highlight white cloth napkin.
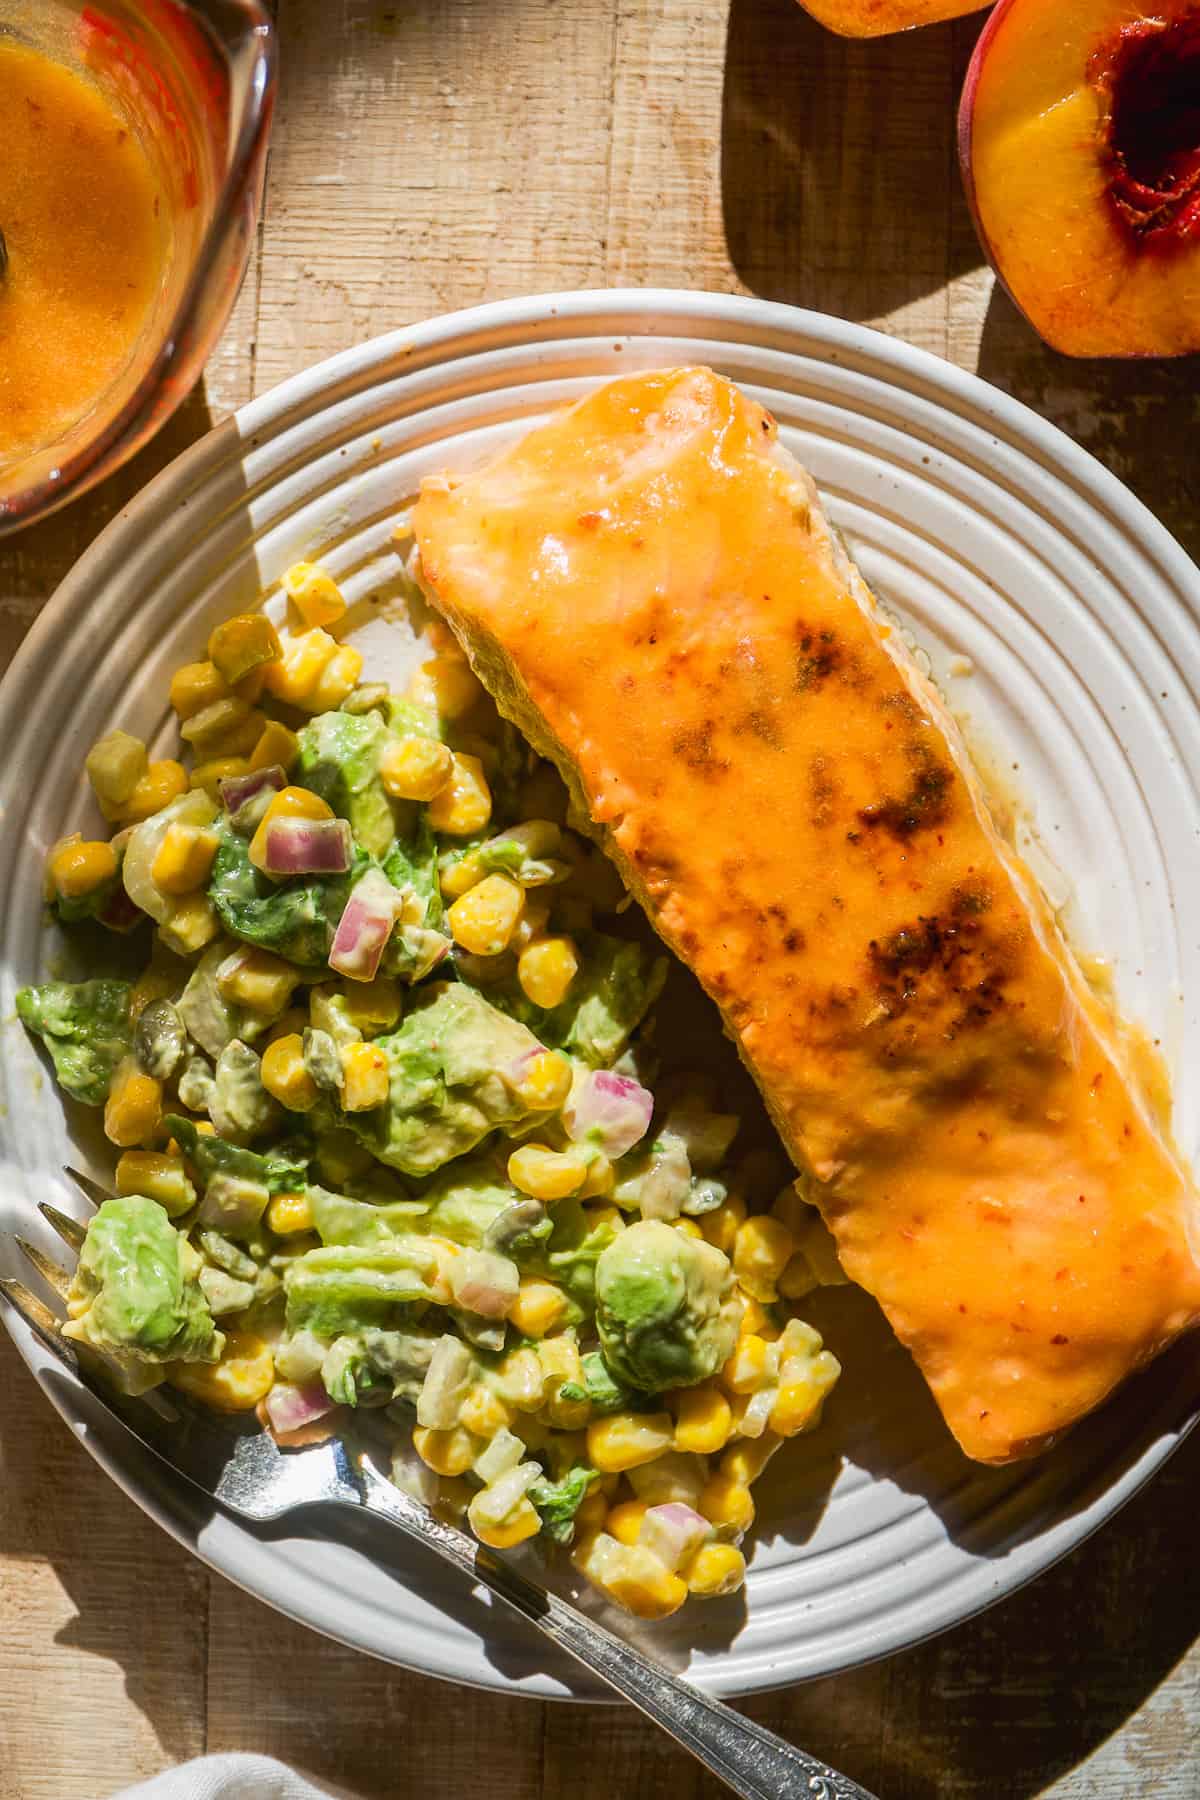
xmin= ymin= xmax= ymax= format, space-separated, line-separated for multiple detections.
xmin=113 ymin=1755 xmax=355 ymax=1800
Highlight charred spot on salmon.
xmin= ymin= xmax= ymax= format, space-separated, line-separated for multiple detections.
xmin=858 ymin=753 xmax=952 ymax=840
xmin=736 ymin=707 xmax=784 ymax=749
xmin=794 ymin=626 xmax=841 ymax=692
xmin=671 ymin=721 xmax=729 ymax=779
xmin=809 ymin=753 xmax=839 ymax=827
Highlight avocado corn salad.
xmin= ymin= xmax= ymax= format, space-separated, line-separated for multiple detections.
xmin=18 ymin=560 xmax=845 ymax=1622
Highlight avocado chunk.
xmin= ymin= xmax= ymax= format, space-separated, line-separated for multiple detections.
xmin=62 ymin=1195 xmax=222 ymax=1364
xmin=297 ymin=710 xmax=397 ymax=859
xmin=595 ymin=1219 xmax=738 ymax=1393
xmin=208 ymin=823 xmax=365 ymax=969
xmin=16 ymin=979 xmax=132 ymax=1105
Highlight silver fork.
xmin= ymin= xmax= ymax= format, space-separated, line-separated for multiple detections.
xmin=1 ymin=1173 xmax=879 ymax=1800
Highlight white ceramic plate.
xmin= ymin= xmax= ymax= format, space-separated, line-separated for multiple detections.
xmin=3 ymin=291 xmax=1200 ymax=1702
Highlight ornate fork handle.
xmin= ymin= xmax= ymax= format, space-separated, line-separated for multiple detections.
xmin=356 ymin=1462 xmax=879 ymax=1800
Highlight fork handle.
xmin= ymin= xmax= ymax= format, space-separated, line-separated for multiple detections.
xmin=356 ymin=1465 xmax=878 ymax=1800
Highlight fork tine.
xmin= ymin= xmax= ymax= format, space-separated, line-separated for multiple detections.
xmin=63 ymin=1166 xmax=110 ymax=1210
xmin=0 ymin=1276 xmax=76 ymax=1367
xmin=15 ymin=1236 xmax=71 ymax=1300
xmin=39 ymin=1202 xmax=86 ymax=1254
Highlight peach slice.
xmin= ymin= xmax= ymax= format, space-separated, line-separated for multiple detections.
xmin=961 ymin=0 xmax=1200 ymax=356
xmin=797 ymin=0 xmax=990 ymax=35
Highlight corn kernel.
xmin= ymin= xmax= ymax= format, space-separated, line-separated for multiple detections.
xmin=605 ymin=1499 xmax=648 ymax=1547
xmin=340 ymin=1040 xmax=389 ymax=1111
xmin=413 ymin=1425 xmax=480 ymax=1477
xmin=170 ymin=1331 xmax=274 ymax=1412
xmin=120 ymin=761 xmax=189 ymax=825
xmin=422 ymin=655 xmax=484 ymax=722
xmin=508 ymin=1277 xmax=567 ymax=1339
xmin=587 ymin=1411 xmax=674 ymax=1474
xmin=158 ymin=892 xmax=220 ymax=955
xmin=721 ymin=1433 xmax=783 ymax=1487
xmin=249 ymin=719 xmax=300 ymax=774
xmin=517 ymin=936 xmax=579 ymax=1010
xmin=674 ymin=1217 xmax=704 ymax=1241
xmin=439 ymin=850 xmax=485 ymax=900
xmin=733 ymin=1214 xmax=796 ymax=1304
xmin=339 ymin=977 xmax=402 ymax=1037
xmin=179 ymin=697 xmax=262 ymax=758
xmin=170 ymin=661 xmax=231 ymax=721
xmin=380 ymin=734 xmax=454 ymax=802
xmin=309 ymin=645 xmax=364 ymax=714
xmin=190 ymin=756 xmax=250 ymax=800
xmin=511 ymin=1048 xmax=572 ymax=1113
xmin=769 ymin=1376 xmax=819 ymax=1438
xmin=684 ymin=1542 xmax=746 ymax=1599
xmin=217 ymin=947 xmax=300 ymax=1015
xmin=281 ymin=560 xmax=346 ymax=628
xmin=448 ymin=873 xmax=524 ymax=958
xmin=151 ymin=822 xmax=219 ymax=896
xmin=469 ymin=1493 xmax=542 ymax=1550
xmin=507 ymin=1143 xmax=587 ymax=1202
xmin=700 ymin=1192 xmax=747 ymax=1256
xmin=673 ymin=1384 xmax=733 ymax=1455
xmin=208 ymin=613 xmax=282 ymax=687
xmin=426 ymin=752 xmax=492 ymax=836
xmin=697 ymin=1473 xmax=755 ymax=1536
xmin=86 ymin=730 xmax=148 ymax=814
xmin=248 ymin=785 xmax=334 ymax=871
xmin=104 ymin=1057 xmax=163 ymax=1148
xmin=129 ymin=968 xmax=175 ymax=1024
xmin=261 ymin=628 xmax=339 ymax=706
xmin=723 ymin=1333 xmax=772 ymax=1395
xmin=47 ymin=837 xmax=117 ymax=901
xmin=267 ymin=1190 xmax=314 ymax=1235
xmin=736 ymin=1291 xmax=772 ymax=1338
xmin=115 ymin=1150 xmax=195 ymax=1218
xmin=604 ymin=1547 xmax=688 ymax=1620
xmin=459 ymin=1385 xmax=513 ymax=1439
xmin=771 ymin=1183 xmax=813 ymax=1238
xmin=575 ymin=1488 xmax=609 ymax=1536
xmin=260 ymin=1034 xmax=320 ymax=1112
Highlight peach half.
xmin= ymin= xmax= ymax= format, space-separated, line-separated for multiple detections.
xmin=798 ymin=0 xmax=989 ymax=32
xmin=961 ymin=0 xmax=1200 ymax=356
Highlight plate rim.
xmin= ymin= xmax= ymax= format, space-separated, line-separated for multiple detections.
xmin=3 ymin=287 xmax=1198 ymax=1702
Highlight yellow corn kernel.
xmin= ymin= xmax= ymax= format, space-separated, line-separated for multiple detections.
xmin=586 ymin=1411 xmax=674 ymax=1474
xmin=700 ymin=1191 xmax=747 ymax=1256
xmin=507 ymin=1277 xmax=568 ymax=1340
xmin=47 ymin=837 xmax=117 ymax=901
xmin=85 ymin=730 xmax=148 ymax=814
xmin=190 ymin=755 xmax=250 ymax=800
xmin=170 ymin=660 xmax=231 ymax=721
xmin=769 ymin=1375 xmax=822 ymax=1439
xmin=459 ymin=1385 xmax=513 ymax=1439
xmin=511 ymin=1048 xmax=572 ymax=1113
xmin=166 ymin=1119 xmax=216 ymax=1159
xmin=340 ymin=976 xmax=402 ymax=1037
xmin=158 ymin=892 xmax=220 ymax=955
xmin=248 ymin=785 xmax=334 ymax=872
xmin=119 ymin=760 xmax=189 ymax=825
xmin=736 ymin=1291 xmax=772 ymax=1338
xmin=507 ymin=1143 xmax=587 ymax=1202
xmin=770 ymin=1183 xmax=813 ymax=1238
xmin=260 ymin=1034 xmax=320 ymax=1112
xmin=674 ymin=1218 xmax=704 ymax=1241
xmin=282 ymin=560 xmax=347 ymax=629
xmin=723 ymin=1333 xmax=771 ymax=1396
xmin=249 ymin=719 xmax=300 ymax=774
xmin=261 ymin=628 xmax=339 ymax=706
xmin=577 ymin=1154 xmax=615 ymax=1200
xmin=151 ymin=822 xmax=219 ymax=896
xmin=308 ymin=644 xmax=364 ymax=713
xmin=604 ymin=1549 xmax=689 ymax=1621
xmin=179 ymin=696 xmax=262 ymax=757
xmin=733 ymin=1214 xmax=796 ymax=1304
xmin=267 ymin=1190 xmax=314 ymax=1235
xmin=673 ymin=1384 xmax=733 ymax=1455
xmin=103 ymin=1058 xmax=163 ymax=1148
xmin=447 ymin=873 xmax=524 ymax=957
xmin=379 ymin=734 xmax=454 ymax=802
xmin=170 ymin=1331 xmax=274 ymax=1412
xmin=439 ymin=850 xmax=485 ymax=900
xmin=114 ymin=1150 xmax=195 ymax=1218
xmin=218 ymin=947 xmax=300 ymax=1016
xmin=265 ymin=1006 xmax=309 ymax=1046
xmin=605 ymin=1499 xmax=648 ymax=1547
xmin=413 ymin=1424 xmax=479 ymax=1478
xmin=697 ymin=1473 xmax=755 ymax=1536
xmin=684 ymin=1542 xmax=746 ymax=1599
xmin=470 ymin=1494 xmax=542 ymax=1551
xmin=517 ymin=936 xmax=579 ymax=1010
xmin=426 ymin=752 xmax=492 ymax=836
xmin=208 ymin=613 xmax=282 ymax=687
xmin=584 ymin=1202 xmax=624 ymax=1233
xmin=422 ymin=655 xmax=484 ymax=722
xmin=340 ymin=1040 xmax=389 ymax=1111
xmin=721 ymin=1432 xmax=783 ymax=1487
xmin=129 ymin=968 xmax=175 ymax=1024
xmin=572 ymin=1488 xmax=608 ymax=1538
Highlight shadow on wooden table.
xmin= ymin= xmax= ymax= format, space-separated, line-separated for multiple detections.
xmin=720 ymin=0 xmax=984 ymax=323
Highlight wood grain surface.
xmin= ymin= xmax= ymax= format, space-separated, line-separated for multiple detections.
xmin=1 ymin=3 xmax=1198 ymax=1796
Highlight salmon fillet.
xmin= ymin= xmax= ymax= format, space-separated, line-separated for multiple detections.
xmin=413 ymin=366 xmax=1200 ymax=1463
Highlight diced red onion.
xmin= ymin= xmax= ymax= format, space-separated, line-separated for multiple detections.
xmin=449 ymin=1248 xmax=519 ymax=1320
xmin=220 ymin=763 xmax=286 ymax=815
xmin=98 ymin=884 xmax=144 ymax=934
xmin=638 ymin=1502 xmax=710 ymax=1572
xmin=329 ymin=868 xmax=403 ymax=981
xmin=264 ymin=1380 xmax=336 ymax=1436
xmin=564 ymin=1068 xmax=654 ymax=1160
xmin=263 ymin=815 xmax=352 ymax=876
